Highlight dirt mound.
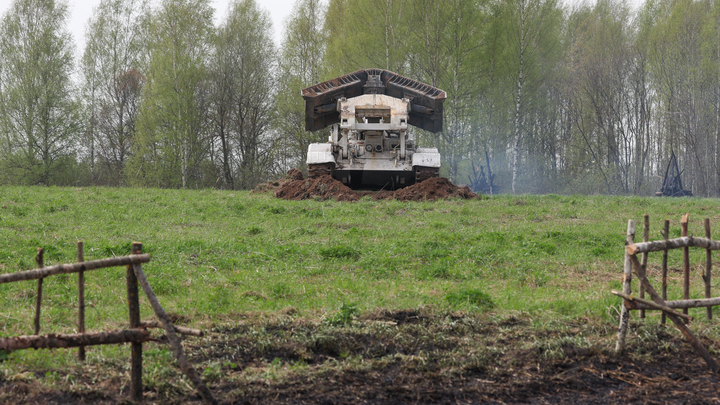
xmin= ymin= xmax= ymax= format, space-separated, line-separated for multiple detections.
xmin=286 ymin=168 xmax=304 ymax=181
xmin=253 ymin=169 xmax=306 ymax=193
xmin=274 ymin=174 xmax=359 ymax=202
xmin=272 ymin=169 xmax=479 ymax=202
xmin=375 ymin=177 xmax=479 ymax=201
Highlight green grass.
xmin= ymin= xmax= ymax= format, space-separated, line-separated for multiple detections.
xmin=1 ymin=188 xmax=720 ymax=377
xmin=0 ymin=188 xmax=718 ymax=334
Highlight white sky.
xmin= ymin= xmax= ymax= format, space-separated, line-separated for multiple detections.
xmin=0 ymin=0 xmax=296 ymax=54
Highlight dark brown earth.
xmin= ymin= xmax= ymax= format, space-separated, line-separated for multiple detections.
xmin=1 ymin=310 xmax=718 ymax=404
xmin=374 ymin=177 xmax=479 ymax=201
xmin=260 ymin=169 xmax=480 ymax=201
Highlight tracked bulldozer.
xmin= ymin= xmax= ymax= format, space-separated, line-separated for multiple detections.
xmin=303 ymin=69 xmax=445 ymax=189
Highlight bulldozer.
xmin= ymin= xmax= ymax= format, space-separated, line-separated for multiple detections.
xmin=303 ymin=69 xmax=445 ymax=189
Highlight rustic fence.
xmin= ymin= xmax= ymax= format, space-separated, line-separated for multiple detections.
xmin=614 ymin=214 xmax=720 ymax=372
xmin=0 ymin=241 xmax=216 ymax=404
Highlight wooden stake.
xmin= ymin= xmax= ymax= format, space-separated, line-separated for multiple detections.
xmin=682 ymin=214 xmax=690 ymax=322
xmin=615 ymin=219 xmax=635 ymax=354
xmin=132 ymin=246 xmax=217 ymax=404
xmin=662 ymin=219 xmax=669 ymax=325
xmin=629 ymin=254 xmax=720 ymax=373
xmin=127 ymin=243 xmax=142 ymax=402
xmin=77 ymin=241 xmax=86 ymax=361
xmin=705 ymin=218 xmax=712 ymax=321
xmin=640 ymin=214 xmax=649 ymax=319
xmin=34 ymin=248 xmax=44 ymax=335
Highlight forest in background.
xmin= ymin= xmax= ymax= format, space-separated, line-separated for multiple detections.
xmin=0 ymin=0 xmax=719 ymax=196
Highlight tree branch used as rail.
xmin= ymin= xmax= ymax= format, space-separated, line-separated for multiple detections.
xmin=0 ymin=254 xmax=151 ymax=284
xmin=611 ymin=290 xmax=692 ymax=321
xmin=621 ymin=296 xmax=720 ymax=310
xmin=627 ymin=237 xmax=720 ymax=255
xmin=0 ymin=329 xmax=152 ymax=352
xmin=140 ymin=321 xmax=203 ymax=337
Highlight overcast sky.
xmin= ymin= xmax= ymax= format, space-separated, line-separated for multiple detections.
xmin=0 ymin=0 xmax=296 ymax=54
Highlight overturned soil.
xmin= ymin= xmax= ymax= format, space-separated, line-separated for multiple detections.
xmin=263 ymin=169 xmax=479 ymax=202
xmin=1 ymin=311 xmax=718 ymax=404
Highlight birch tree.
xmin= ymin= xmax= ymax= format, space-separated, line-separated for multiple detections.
xmin=131 ymin=0 xmax=214 ymax=188
xmin=0 ymin=0 xmax=80 ymax=185
xmin=501 ymin=0 xmax=562 ymax=194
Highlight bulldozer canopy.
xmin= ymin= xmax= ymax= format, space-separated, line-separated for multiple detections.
xmin=302 ymin=69 xmax=446 ymax=133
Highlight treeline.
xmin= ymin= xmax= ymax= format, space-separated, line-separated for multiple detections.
xmin=1 ymin=0 xmax=719 ymax=195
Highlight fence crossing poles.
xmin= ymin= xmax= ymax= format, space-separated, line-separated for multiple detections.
xmin=627 ymin=254 xmax=720 ymax=373
xmin=615 ymin=215 xmax=720 ymax=372
xmin=34 ymin=248 xmax=44 ymax=335
xmin=615 ymin=219 xmax=636 ymax=354
xmin=77 ymin=241 xmax=86 ymax=361
xmin=0 ymin=241 xmax=214 ymax=403
xmin=131 ymin=243 xmax=217 ymax=405
xmin=127 ymin=243 xmax=142 ymax=402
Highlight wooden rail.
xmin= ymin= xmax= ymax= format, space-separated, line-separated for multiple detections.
xmin=0 ymin=254 xmax=151 ymax=283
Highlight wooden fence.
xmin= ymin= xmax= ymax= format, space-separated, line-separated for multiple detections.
xmin=0 ymin=242 xmax=216 ymax=404
xmin=615 ymin=214 xmax=720 ymax=372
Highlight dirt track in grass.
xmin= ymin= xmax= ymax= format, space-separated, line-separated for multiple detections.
xmin=1 ymin=310 xmax=717 ymax=404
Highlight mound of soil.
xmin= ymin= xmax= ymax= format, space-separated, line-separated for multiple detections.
xmin=375 ymin=177 xmax=479 ymax=201
xmin=272 ymin=169 xmax=479 ymax=202
xmin=273 ymin=174 xmax=360 ymax=202
xmin=253 ymin=168 xmax=306 ymax=194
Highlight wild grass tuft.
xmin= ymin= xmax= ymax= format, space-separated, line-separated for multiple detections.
xmin=446 ymin=289 xmax=495 ymax=310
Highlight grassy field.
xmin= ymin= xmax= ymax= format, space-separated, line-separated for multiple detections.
xmin=1 ymin=186 xmax=720 ymax=402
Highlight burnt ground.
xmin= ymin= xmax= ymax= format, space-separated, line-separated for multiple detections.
xmin=1 ymin=310 xmax=719 ymax=404
xmin=256 ymin=169 xmax=479 ymax=201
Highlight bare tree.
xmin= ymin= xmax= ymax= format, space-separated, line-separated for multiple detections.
xmin=81 ymin=0 xmax=149 ymax=186
xmin=210 ymin=0 xmax=278 ymax=189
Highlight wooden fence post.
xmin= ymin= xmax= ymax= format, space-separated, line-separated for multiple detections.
xmin=615 ymin=219 xmax=636 ymax=354
xmin=662 ymin=219 xmax=670 ymax=325
xmin=127 ymin=243 xmax=142 ymax=402
xmin=682 ymin=214 xmax=690 ymax=323
xmin=34 ymin=248 xmax=44 ymax=335
xmin=705 ymin=219 xmax=713 ymax=321
xmin=640 ymin=214 xmax=649 ymax=319
xmin=77 ymin=241 xmax=86 ymax=361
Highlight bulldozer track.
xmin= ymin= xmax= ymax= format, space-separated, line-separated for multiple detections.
xmin=308 ymin=163 xmax=335 ymax=178
xmin=415 ymin=167 xmax=439 ymax=183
